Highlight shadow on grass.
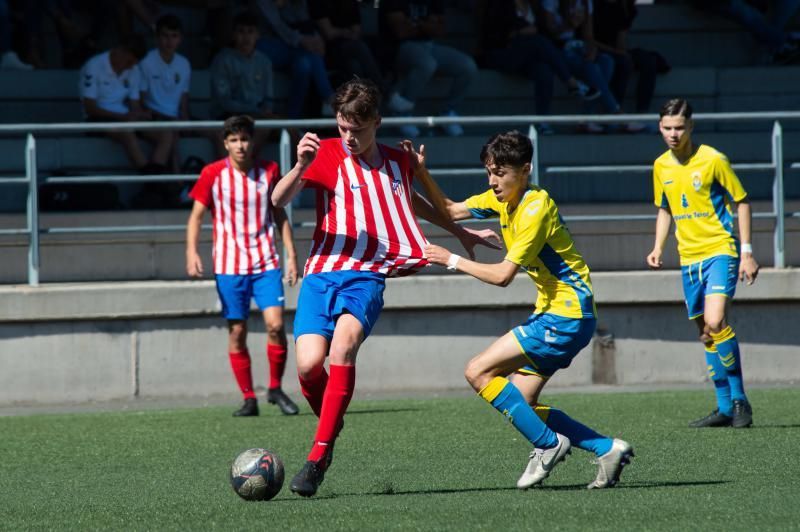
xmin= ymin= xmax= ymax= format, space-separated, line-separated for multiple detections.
xmin=747 ymin=424 xmax=800 ymax=429
xmin=279 ymin=479 xmax=732 ymax=501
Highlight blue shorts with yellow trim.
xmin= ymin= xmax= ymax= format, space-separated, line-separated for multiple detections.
xmin=293 ymin=270 xmax=386 ymax=341
xmin=215 ymin=269 xmax=284 ymax=320
xmin=681 ymin=254 xmax=739 ymax=319
xmin=513 ymin=313 xmax=596 ymax=379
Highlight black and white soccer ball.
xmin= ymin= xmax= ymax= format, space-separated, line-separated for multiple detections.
xmin=230 ymin=448 xmax=285 ymax=501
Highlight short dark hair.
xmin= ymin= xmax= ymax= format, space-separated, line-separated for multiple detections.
xmin=479 ymin=131 xmax=533 ymax=169
xmin=222 ymin=115 xmax=255 ymax=139
xmin=333 ymin=77 xmax=381 ymax=123
xmin=119 ymin=33 xmax=147 ymax=61
xmin=660 ymin=98 xmax=693 ymax=119
xmin=232 ymin=11 xmax=260 ymax=31
xmin=156 ymin=14 xmax=183 ymax=34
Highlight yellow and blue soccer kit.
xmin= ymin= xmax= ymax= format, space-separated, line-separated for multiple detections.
xmin=653 ymin=144 xmax=749 ymax=410
xmin=468 ymin=186 xmax=612 ymax=456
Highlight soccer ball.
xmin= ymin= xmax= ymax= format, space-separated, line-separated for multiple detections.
xmin=230 ymin=448 xmax=285 ymax=501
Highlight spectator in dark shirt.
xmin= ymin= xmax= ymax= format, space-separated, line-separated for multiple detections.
xmin=479 ymin=0 xmax=600 ymax=133
xmin=255 ymin=0 xmax=336 ymax=118
xmin=308 ymin=0 xmax=414 ymax=114
xmin=380 ymin=0 xmax=478 ymax=137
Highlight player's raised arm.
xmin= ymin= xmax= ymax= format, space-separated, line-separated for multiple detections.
xmin=272 ymin=132 xmax=320 ymax=208
xmin=185 ymin=200 xmax=207 ymax=277
xmin=426 ymin=242 xmax=518 ymax=287
xmin=646 ymin=207 xmax=672 ymax=269
xmin=736 ymin=200 xmax=759 ymax=284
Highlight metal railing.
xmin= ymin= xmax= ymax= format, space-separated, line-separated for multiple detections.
xmin=0 ymin=112 xmax=796 ymax=286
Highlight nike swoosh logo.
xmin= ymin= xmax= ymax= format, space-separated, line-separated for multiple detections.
xmin=350 ymin=183 xmax=366 ymax=190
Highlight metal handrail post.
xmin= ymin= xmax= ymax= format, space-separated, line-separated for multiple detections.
xmin=771 ymin=121 xmax=785 ymax=268
xmin=26 ymin=134 xmax=40 ymax=286
xmin=528 ymin=124 xmax=540 ymax=186
xmin=278 ymin=128 xmax=293 ymax=268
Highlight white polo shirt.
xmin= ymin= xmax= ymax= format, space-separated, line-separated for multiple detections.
xmin=138 ymin=49 xmax=191 ymax=118
xmin=79 ymin=51 xmax=141 ymax=115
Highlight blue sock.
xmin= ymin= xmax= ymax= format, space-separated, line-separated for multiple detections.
xmin=705 ymin=346 xmax=733 ymax=416
xmin=479 ymin=377 xmax=559 ymax=449
xmin=534 ymin=404 xmax=612 ymax=457
xmin=711 ymin=326 xmax=747 ymax=402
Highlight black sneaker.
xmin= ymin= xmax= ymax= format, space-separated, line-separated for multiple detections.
xmin=232 ymin=398 xmax=259 ymax=417
xmin=732 ymin=400 xmax=753 ymax=428
xmin=267 ymin=388 xmax=299 ymax=415
xmin=688 ymin=408 xmax=732 ymax=428
xmin=290 ymin=460 xmax=326 ymax=497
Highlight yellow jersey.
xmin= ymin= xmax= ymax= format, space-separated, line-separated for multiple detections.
xmin=465 ymin=186 xmax=595 ymax=319
xmin=653 ymin=144 xmax=747 ymax=265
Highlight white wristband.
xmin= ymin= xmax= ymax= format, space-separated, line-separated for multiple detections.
xmin=741 ymin=243 xmax=753 ymax=254
xmin=446 ymin=254 xmax=461 ymax=271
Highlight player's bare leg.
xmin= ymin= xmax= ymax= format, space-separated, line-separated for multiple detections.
xmin=107 ymin=130 xmax=147 ymax=169
xmin=228 ymin=320 xmax=258 ymax=416
xmin=262 ymin=306 xmax=298 ymax=415
xmin=466 ymin=333 xmax=571 ymax=489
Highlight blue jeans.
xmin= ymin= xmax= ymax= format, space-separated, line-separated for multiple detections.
xmin=257 ymin=37 xmax=334 ymax=118
xmin=564 ymin=46 xmax=619 ymax=113
xmin=0 ymin=0 xmax=10 ymax=53
xmin=714 ymin=0 xmax=800 ymax=51
xmin=393 ymin=40 xmax=477 ymax=110
xmin=484 ymin=34 xmax=575 ymax=115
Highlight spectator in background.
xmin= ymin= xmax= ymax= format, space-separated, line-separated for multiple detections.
xmin=478 ymin=0 xmax=600 ymax=134
xmin=210 ymin=11 xmax=275 ymax=159
xmin=0 ymin=0 xmax=34 ymax=69
xmin=79 ymin=34 xmax=173 ymax=173
xmin=541 ymin=0 xmax=623 ymax=133
xmin=255 ymin=0 xmax=336 ymax=118
xmin=694 ymin=0 xmax=800 ymax=64
xmin=138 ymin=14 xmax=191 ymax=206
xmin=308 ymin=0 xmax=415 ymax=115
xmin=593 ymin=0 xmax=667 ymax=130
xmin=379 ymin=0 xmax=478 ymax=138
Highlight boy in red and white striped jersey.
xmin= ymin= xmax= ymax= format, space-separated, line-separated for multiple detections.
xmin=186 ymin=115 xmax=300 ymax=417
xmin=272 ymin=78 xmax=499 ymax=497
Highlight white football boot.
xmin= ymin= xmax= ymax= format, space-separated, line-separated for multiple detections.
xmin=516 ymin=433 xmax=571 ymax=489
xmin=587 ymin=438 xmax=634 ymax=489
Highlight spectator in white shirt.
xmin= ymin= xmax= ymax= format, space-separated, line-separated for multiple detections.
xmin=79 ymin=34 xmax=173 ymax=173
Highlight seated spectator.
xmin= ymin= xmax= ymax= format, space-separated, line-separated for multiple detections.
xmin=308 ymin=0 xmax=414 ymax=114
xmin=694 ymin=0 xmax=800 ymax=64
xmin=478 ymin=0 xmax=600 ymax=134
xmin=210 ymin=11 xmax=275 ymax=158
xmin=541 ymin=0 xmax=622 ymax=133
xmin=0 ymin=0 xmax=33 ymax=70
xmin=78 ymin=33 xmax=173 ymax=174
xmin=379 ymin=0 xmax=478 ymax=137
xmin=593 ymin=0 xmax=667 ymax=131
xmin=255 ymin=0 xmax=336 ymax=118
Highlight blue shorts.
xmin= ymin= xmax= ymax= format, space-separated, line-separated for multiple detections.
xmin=215 ymin=270 xmax=285 ymax=320
xmin=681 ymin=255 xmax=739 ymax=319
xmin=293 ymin=270 xmax=386 ymax=341
xmin=513 ymin=313 xmax=597 ymax=379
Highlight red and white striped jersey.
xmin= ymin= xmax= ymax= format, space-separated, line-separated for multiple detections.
xmin=190 ymin=158 xmax=281 ymax=275
xmin=302 ymin=139 xmax=429 ymax=277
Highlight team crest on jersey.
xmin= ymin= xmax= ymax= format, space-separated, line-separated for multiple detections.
xmin=692 ymin=172 xmax=702 ymax=191
xmin=391 ymin=178 xmax=403 ymax=196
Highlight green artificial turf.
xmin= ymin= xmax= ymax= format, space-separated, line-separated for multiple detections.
xmin=1 ymin=388 xmax=798 ymax=531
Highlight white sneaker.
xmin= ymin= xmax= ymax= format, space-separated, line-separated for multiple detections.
xmin=440 ymin=109 xmax=464 ymax=137
xmin=0 ymin=51 xmax=33 ymax=71
xmin=516 ymin=433 xmax=571 ymax=489
xmin=387 ymin=91 xmax=414 ymax=113
xmin=587 ymin=438 xmax=634 ymax=489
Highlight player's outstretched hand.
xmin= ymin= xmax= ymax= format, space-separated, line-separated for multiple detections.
xmin=646 ymin=249 xmax=663 ymax=269
xmin=186 ymin=251 xmax=204 ymax=278
xmin=399 ymin=140 xmax=425 ymax=175
xmin=456 ymin=226 xmax=502 ymax=260
xmin=285 ymin=256 xmax=299 ymax=287
xmin=739 ymin=254 xmax=759 ymax=285
xmin=424 ymin=243 xmax=451 ymax=266
xmin=297 ymin=132 xmax=320 ymax=168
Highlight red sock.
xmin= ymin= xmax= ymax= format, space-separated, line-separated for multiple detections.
xmin=267 ymin=343 xmax=287 ymax=390
xmin=228 ymin=350 xmax=256 ymax=400
xmin=307 ymin=364 xmax=355 ymax=464
xmin=299 ymin=365 xmax=329 ymax=417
